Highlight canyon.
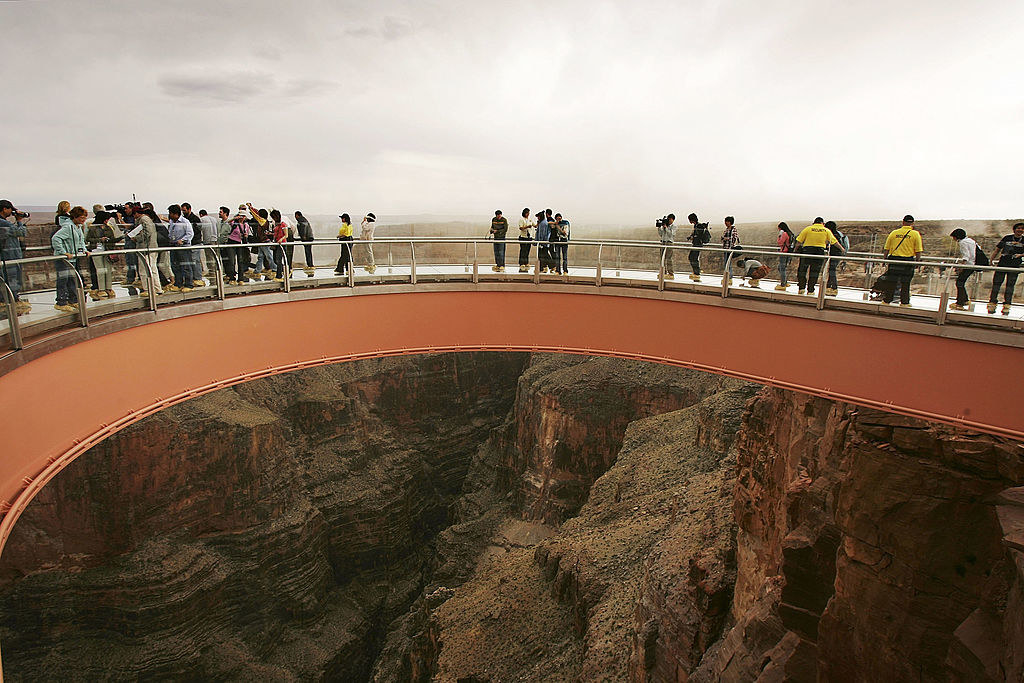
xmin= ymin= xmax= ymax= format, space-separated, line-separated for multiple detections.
xmin=0 ymin=352 xmax=1021 ymax=681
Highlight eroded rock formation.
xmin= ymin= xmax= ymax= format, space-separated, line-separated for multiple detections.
xmin=2 ymin=353 xmax=1022 ymax=682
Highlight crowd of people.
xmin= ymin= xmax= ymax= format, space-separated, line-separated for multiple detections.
xmin=0 ymin=199 xmax=1022 ymax=317
xmin=652 ymin=213 xmax=1024 ymax=314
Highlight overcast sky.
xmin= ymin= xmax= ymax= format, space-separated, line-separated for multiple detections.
xmin=2 ymin=0 xmax=1021 ymax=223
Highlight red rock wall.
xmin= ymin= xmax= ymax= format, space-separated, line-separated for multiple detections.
xmin=695 ymin=388 xmax=1024 ymax=682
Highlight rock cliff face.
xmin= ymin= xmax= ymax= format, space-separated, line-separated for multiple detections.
xmin=693 ymin=389 xmax=1024 ymax=682
xmin=0 ymin=353 xmax=527 ymax=681
xmin=3 ymin=353 xmax=1023 ymax=682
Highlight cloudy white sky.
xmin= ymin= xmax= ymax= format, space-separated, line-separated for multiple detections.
xmin=2 ymin=0 xmax=1022 ymax=222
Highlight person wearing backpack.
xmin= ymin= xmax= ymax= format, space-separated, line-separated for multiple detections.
xmin=949 ymin=228 xmax=982 ymax=310
xmin=775 ymin=222 xmax=796 ymax=290
xmin=824 ymin=221 xmax=849 ymax=296
xmin=687 ymin=213 xmax=709 ymax=281
xmin=986 ymin=222 xmax=1024 ymax=315
xmin=657 ymin=213 xmax=677 ymax=279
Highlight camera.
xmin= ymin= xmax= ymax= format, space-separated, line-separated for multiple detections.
xmin=655 ymin=215 xmax=670 ymax=228
xmin=13 ymin=210 xmax=29 ymax=220
xmin=104 ymin=203 xmax=130 ymax=215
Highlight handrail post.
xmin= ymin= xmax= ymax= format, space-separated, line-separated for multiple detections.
xmin=347 ymin=242 xmax=355 ymax=288
xmin=465 ymin=242 xmax=470 ymax=273
xmin=472 ymin=241 xmax=479 ymax=284
xmin=936 ymin=265 xmax=954 ymax=324
xmin=596 ymin=244 xmax=603 ymax=287
xmin=0 ymin=277 xmax=23 ymax=350
xmin=410 ymin=242 xmax=417 ymax=284
xmin=211 ymin=246 xmax=225 ymax=300
xmin=616 ymin=245 xmax=621 ymax=276
xmin=140 ymin=250 xmax=157 ymax=312
xmin=69 ymin=257 xmax=89 ymax=327
xmin=658 ymin=246 xmax=666 ymax=291
xmin=282 ymin=244 xmax=291 ymax=293
xmin=817 ymin=256 xmax=830 ymax=310
xmin=388 ymin=243 xmax=393 ymax=273
xmin=533 ymin=241 xmax=541 ymax=284
xmin=721 ymin=250 xmax=731 ymax=298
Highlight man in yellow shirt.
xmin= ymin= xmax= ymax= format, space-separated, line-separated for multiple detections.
xmin=794 ymin=217 xmax=844 ymax=295
xmin=880 ymin=215 xmax=923 ymax=306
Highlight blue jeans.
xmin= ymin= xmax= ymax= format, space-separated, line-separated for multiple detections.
xmin=171 ymin=250 xmax=192 ymax=286
xmin=553 ymin=242 xmax=568 ymax=273
xmin=55 ymin=259 xmax=75 ymax=305
xmin=778 ymin=254 xmax=790 ymax=285
xmin=493 ymin=240 xmax=506 ymax=268
xmin=258 ymin=246 xmax=276 ymax=272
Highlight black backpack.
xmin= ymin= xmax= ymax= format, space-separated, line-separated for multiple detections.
xmin=974 ymin=244 xmax=989 ymax=266
xmin=691 ymin=222 xmax=711 ymax=246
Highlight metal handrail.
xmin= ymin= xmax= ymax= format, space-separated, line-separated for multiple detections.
xmin=7 ymin=239 xmax=1020 ymax=273
xmin=3 ymin=239 xmax=1022 ymax=354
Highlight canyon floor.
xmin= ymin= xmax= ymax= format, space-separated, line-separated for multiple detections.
xmin=1 ymin=353 xmax=1022 ymax=681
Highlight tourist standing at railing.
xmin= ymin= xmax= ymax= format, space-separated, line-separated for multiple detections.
xmin=181 ymin=203 xmax=205 ymax=287
xmin=775 ymin=222 xmax=796 ymax=291
xmin=686 ymin=213 xmax=709 ymax=282
xmin=86 ymin=205 xmax=105 ymax=294
xmin=824 ymin=221 xmax=849 ymax=296
xmin=270 ymin=209 xmax=288 ymax=281
xmin=517 ymin=208 xmax=534 ymax=273
xmin=0 ymin=200 xmax=30 ymax=316
xmin=121 ymin=203 xmax=140 ymax=292
xmin=130 ymin=206 xmax=162 ymax=296
xmin=295 ymin=211 xmax=315 ymax=276
xmin=721 ymin=217 xmax=740 ymax=282
xmin=986 ymin=222 xmax=1024 ymax=315
xmin=536 ymin=211 xmax=551 ymax=273
xmin=489 ymin=210 xmax=508 ymax=272
xmin=553 ymin=213 xmax=570 ymax=275
xmin=198 ymin=209 xmax=218 ymax=279
xmin=657 ymin=213 xmax=676 ymax=279
xmin=51 ymin=206 xmax=88 ymax=312
xmin=795 ymin=217 xmax=842 ymax=296
xmin=215 ymin=206 xmax=234 ymax=281
xmin=53 ymin=201 xmax=70 ymax=237
xmin=85 ymin=210 xmax=119 ymax=300
xmin=335 ymin=213 xmax=353 ymax=275
xmin=224 ymin=208 xmax=252 ymax=284
xmin=880 ymin=215 xmax=923 ymax=306
xmin=360 ymin=212 xmax=377 ymax=274
xmin=166 ymin=205 xmax=195 ymax=292
xmin=949 ymin=228 xmax=981 ymax=311
xmin=246 ymin=203 xmax=275 ymax=278
xmin=145 ymin=204 xmax=174 ymax=288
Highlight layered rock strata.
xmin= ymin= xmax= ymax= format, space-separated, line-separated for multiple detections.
xmin=0 ymin=353 xmax=527 ymax=681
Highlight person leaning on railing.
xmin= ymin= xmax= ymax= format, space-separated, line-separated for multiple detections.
xmin=824 ymin=221 xmax=849 ymax=296
xmin=880 ymin=215 xmax=923 ymax=306
xmin=0 ymin=199 xmax=31 ymax=316
xmin=270 ymin=209 xmax=288 ymax=281
xmin=986 ymin=222 xmax=1024 ymax=316
xmin=51 ymin=206 xmax=88 ymax=312
xmin=686 ymin=213 xmax=709 ymax=282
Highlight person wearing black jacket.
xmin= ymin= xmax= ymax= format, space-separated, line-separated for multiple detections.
xmin=987 ymin=222 xmax=1024 ymax=315
xmin=295 ymin=211 xmax=315 ymax=276
xmin=181 ymin=202 xmax=204 ymax=287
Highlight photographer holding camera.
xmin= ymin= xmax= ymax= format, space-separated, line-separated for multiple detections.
xmin=0 ymin=199 xmax=31 ymax=315
xmin=987 ymin=222 xmax=1024 ymax=315
xmin=656 ymin=213 xmax=676 ymax=279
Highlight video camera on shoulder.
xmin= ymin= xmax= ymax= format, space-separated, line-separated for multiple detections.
xmin=655 ymin=215 xmax=670 ymax=228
